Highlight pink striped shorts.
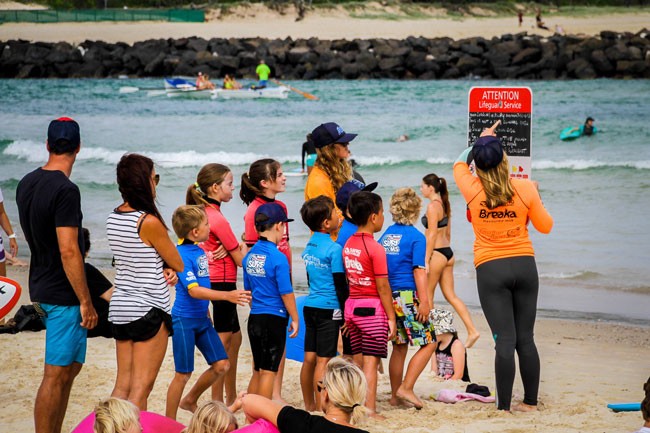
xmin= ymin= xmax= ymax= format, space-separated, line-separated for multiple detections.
xmin=344 ymin=297 xmax=388 ymax=358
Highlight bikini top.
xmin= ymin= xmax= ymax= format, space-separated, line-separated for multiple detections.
xmin=421 ymin=215 xmax=449 ymax=230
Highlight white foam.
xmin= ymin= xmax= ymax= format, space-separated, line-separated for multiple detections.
xmin=533 ymin=159 xmax=650 ymax=170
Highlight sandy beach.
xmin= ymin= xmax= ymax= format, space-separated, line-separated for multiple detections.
xmin=2 ymin=265 xmax=648 ymax=433
xmin=1 ymin=3 xmax=649 ymax=43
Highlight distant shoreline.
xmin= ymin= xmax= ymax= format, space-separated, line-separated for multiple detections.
xmin=1 ymin=5 xmax=650 ymax=44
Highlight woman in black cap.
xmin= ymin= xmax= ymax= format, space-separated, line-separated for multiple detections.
xmin=453 ymin=121 xmax=553 ymax=412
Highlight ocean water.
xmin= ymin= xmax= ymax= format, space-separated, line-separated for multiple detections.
xmin=1 ymin=78 xmax=649 ymax=324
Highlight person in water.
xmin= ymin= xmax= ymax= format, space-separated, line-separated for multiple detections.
xmin=582 ymin=117 xmax=595 ymax=136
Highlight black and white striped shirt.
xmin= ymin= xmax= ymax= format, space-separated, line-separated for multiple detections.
xmin=106 ymin=210 xmax=170 ymax=324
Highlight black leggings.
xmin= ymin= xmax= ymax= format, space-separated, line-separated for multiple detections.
xmin=476 ymin=256 xmax=540 ymax=410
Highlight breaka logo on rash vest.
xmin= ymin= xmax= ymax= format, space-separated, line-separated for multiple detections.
xmin=468 ymin=87 xmax=533 ymax=179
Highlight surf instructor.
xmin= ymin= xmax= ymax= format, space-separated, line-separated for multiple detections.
xmin=304 ymin=122 xmax=357 ymax=237
xmin=453 ymin=120 xmax=553 ymax=412
xmin=16 ymin=117 xmax=98 ymax=433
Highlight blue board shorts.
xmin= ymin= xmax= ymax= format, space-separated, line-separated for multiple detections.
xmin=171 ymin=315 xmax=228 ymax=373
xmin=38 ymin=303 xmax=87 ymax=366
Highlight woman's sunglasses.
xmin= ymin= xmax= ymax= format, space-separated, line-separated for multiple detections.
xmin=153 ymin=174 xmax=160 ymax=185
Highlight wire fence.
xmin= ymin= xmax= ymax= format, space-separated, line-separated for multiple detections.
xmin=0 ymin=8 xmax=204 ymax=23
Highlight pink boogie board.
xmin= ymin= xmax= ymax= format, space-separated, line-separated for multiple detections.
xmin=71 ymin=410 xmax=185 ymax=433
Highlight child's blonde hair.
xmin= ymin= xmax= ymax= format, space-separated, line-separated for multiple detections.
xmin=93 ymin=397 xmax=140 ymax=433
xmin=182 ymin=400 xmax=237 ymax=433
xmin=172 ymin=205 xmax=206 ymax=239
xmin=323 ymin=357 xmax=367 ymax=425
xmin=389 ymin=187 xmax=422 ymax=225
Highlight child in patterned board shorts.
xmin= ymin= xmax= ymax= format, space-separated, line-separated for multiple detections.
xmin=342 ymin=191 xmax=396 ymax=418
xmin=379 ymin=188 xmax=436 ymax=410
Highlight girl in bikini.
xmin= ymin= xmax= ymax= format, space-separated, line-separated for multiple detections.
xmin=421 ymin=173 xmax=479 ymax=351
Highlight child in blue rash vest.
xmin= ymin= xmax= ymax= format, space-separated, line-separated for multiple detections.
xmin=335 ymin=180 xmax=378 ymax=249
xmin=299 ymin=195 xmax=348 ymax=411
xmin=244 ymin=202 xmax=299 ymax=399
xmin=165 ymin=205 xmax=252 ymax=420
xmin=379 ymin=188 xmax=435 ymax=410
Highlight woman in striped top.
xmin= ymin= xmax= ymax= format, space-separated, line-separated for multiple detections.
xmin=106 ymin=153 xmax=183 ymax=410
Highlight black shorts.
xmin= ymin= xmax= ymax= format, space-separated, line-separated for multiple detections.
xmin=303 ymin=306 xmax=342 ymax=358
xmin=112 ymin=307 xmax=173 ymax=342
xmin=248 ymin=313 xmax=288 ymax=372
xmin=210 ymin=282 xmax=241 ymax=333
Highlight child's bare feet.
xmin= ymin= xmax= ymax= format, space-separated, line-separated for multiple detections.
xmin=179 ymin=396 xmax=198 ymax=413
xmin=367 ymin=410 xmax=386 ymax=420
xmin=465 ymin=331 xmax=480 ymax=349
xmin=389 ymin=396 xmax=415 ymax=408
xmin=396 ymin=386 xmax=424 ymax=409
xmin=512 ymin=402 xmax=537 ymax=412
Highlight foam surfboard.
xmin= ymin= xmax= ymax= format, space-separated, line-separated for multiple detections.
xmin=560 ymin=126 xmax=582 ymax=141
xmin=607 ymin=402 xmax=641 ymax=412
xmin=285 ymin=295 xmax=307 ymax=362
xmin=0 ymin=276 xmax=22 ymax=320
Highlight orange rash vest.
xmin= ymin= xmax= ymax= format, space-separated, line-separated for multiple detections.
xmin=453 ymin=161 xmax=553 ymax=267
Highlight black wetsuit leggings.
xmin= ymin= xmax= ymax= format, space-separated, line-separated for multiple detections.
xmin=476 ymin=256 xmax=540 ymax=410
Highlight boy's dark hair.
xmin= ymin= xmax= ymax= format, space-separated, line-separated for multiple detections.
xmin=254 ymin=213 xmax=277 ymax=234
xmin=82 ymin=227 xmax=91 ymax=255
xmin=300 ymin=195 xmax=335 ymax=232
xmin=348 ymin=191 xmax=382 ymax=226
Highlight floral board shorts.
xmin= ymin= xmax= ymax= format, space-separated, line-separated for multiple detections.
xmin=392 ymin=290 xmax=435 ymax=346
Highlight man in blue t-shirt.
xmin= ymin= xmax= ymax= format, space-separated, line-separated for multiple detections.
xmin=244 ymin=202 xmax=298 ymax=399
xmin=299 ymin=196 xmax=348 ymax=411
xmin=378 ymin=187 xmax=435 ymax=410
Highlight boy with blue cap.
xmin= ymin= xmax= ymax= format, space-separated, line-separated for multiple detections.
xmin=244 ymin=202 xmax=299 ymax=399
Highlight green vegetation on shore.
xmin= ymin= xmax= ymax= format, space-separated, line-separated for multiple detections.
xmin=5 ymin=0 xmax=648 ymax=18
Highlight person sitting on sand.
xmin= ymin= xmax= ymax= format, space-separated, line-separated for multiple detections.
xmin=430 ymin=308 xmax=470 ymax=382
xmin=633 ymin=376 xmax=650 ymax=433
xmin=536 ymin=9 xmax=549 ymax=30
xmin=0 ymin=187 xmax=18 ymax=277
xmin=240 ymin=357 xmax=370 ymax=433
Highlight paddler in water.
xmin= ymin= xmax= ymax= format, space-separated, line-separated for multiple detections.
xmin=222 ymin=74 xmax=242 ymax=90
xmin=582 ymin=117 xmax=596 ymax=136
xmin=196 ymin=72 xmax=215 ymax=90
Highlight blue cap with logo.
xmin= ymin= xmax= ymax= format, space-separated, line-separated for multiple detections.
xmin=472 ymin=136 xmax=504 ymax=170
xmin=335 ymin=179 xmax=378 ymax=211
xmin=255 ymin=203 xmax=294 ymax=228
xmin=311 ymin=122 xmax=358 ymax=148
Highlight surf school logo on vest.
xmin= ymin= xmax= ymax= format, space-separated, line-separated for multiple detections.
xmin=382 ymin=234 xmax=402 ymax=255
xmin=198 ymin=254 xmax=209 ymax=278
xmin=246 ymin=254 xmax=267 ymax=277
xmin=479 ymin=200 xmax=517 ymax=219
